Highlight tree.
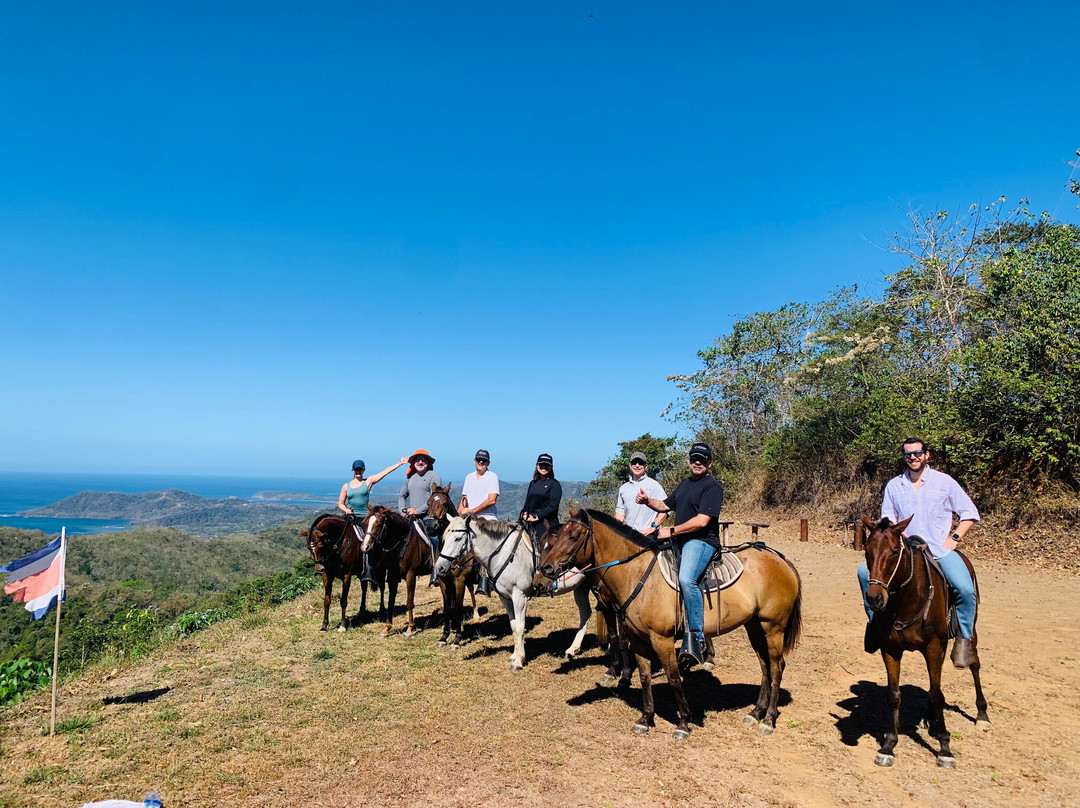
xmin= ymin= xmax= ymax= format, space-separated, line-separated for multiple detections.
xmin=583 ymin=434 xmax=681 ymax=514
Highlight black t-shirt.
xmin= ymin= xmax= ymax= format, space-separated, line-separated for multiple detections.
xmin=522 ymin=478 xmax=562 ymax=527
xmin=664 ymin=474 xmax=724 ymax=548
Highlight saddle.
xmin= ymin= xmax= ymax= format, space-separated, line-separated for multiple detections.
xmin=903 ymin=537 xmax=979 ymax=640
xmin=658 ymin=546 xmax=743 ymax=593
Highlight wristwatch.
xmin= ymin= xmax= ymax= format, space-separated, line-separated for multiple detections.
xmin=951 ymin=532 xmax=961 ymax=542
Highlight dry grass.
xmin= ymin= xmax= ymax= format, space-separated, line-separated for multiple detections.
xmin=2 ymin=522 xmax=1079 ymax=807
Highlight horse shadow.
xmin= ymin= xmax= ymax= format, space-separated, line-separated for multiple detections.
xmin=833 ymin=680 xmax=942 ymax=755
xmin=102 ymin=687 xmax=171 ymax=706
xmin=460 ymin=612 xmax=543 ymax=660
xmin=567 ymin=670 xmax=790 ymax=728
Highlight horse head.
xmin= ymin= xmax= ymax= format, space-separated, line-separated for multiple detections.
xmin=360 ymin=506 xmax=402 ymax=553
xmin=426 ymin=483 xmax=456 ymax=523
xmin=304 ymin=514 xmax=347 ymax=570
xmin=434 ymin=515 xmax=474 ymax=577
xmin=534 ymin=505 xmax=593 ymax=592
xmin=861 ymin=514 xmax=914 ymax=612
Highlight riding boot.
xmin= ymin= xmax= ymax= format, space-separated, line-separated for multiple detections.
xmin=678 ymin=632 xmax=705 ymax=669
xmin=360 ymin=552 xmax=376 ymax=585
xmin=950 ymin=637 xmax=975 ymax=669
xmin=864 ymin=620 xmax=880 ymax=654
xmin=477 ymin=575 xmax=493 ymax=597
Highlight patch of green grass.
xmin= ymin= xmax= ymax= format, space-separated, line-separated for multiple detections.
xmin=313 ymin=649 xmax=335 ymax=661
xmin=951 ymin=732 xmax=963 ymax=740
xmin=52 ymin=715 xmax=98 ymax=735
xmin=786 ymin=719 xmax=802 ymax=728
xmin=22 ymin=765 xmax=67 ymax=785
xmin=155 ymin=708 xmax=180 ymax=722
xmin=242 ymin=613 xmax=270 ymax=629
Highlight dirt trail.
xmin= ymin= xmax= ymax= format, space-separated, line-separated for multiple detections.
xmin=2 ymin=522 xmax=1077 ymax=807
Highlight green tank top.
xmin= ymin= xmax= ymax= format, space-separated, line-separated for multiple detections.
xmin=345 ymin=480 xmax=371 ymax=517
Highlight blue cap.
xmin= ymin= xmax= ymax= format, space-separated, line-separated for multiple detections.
xmin=352 ymin=459 xmax=366 ymax=470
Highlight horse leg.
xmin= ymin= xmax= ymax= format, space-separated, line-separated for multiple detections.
xmin=403 ymin=568 xmax=418 ymax=637
xmin=656 ymin=636 xmax=693 ymax=740
xmin=437 ymin=578 xmax=452 ymax=646
xmin=758 ymin=623 xmax=788 ymax=734
xmin=565 ymin=586 xmax=592 ymax=659
xmin=631 ymin=652 xmax=655 ymax=735
xmin=743 ymin=621 xmax=772 ymax=726
xmin=504 ymin=590 xmax=528 ymax=671
xmin=875 ymin=650 xmax=904 ymax=767
xmin=968 ymin=630 xmax=991 ymax=730
xmin=320 ymin=575 xmax=332 ymax=632
xmin=358 ymin=578 xmax=368 ymax=621
xmin=452 ymin=574 xmax=468 ymax=647
xmin=924 ymin=641 xmax=955 ymax=768
xmin=383 ymin=571 xmax=399 ymax=637
xmin=338 ymin=574 xmax=351 ymax=632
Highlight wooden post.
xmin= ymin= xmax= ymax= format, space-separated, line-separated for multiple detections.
xmin=854 ymin=522 xmax=865 ymax=551
xmin=799 ymin=519 xmax=808 ymax=542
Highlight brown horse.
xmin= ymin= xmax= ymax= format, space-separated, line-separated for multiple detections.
xmin=360 ymin=507 xmax=434 ymax=636
xmin=861 ymin=515 xmax=991 ymax=768
xmin=535 ymin=506 xmax=802 ymax=739
xmin=426 ymin=484 xmax=478 ymax=647
xmin=301 ymin=511 xmax=385 ymax=632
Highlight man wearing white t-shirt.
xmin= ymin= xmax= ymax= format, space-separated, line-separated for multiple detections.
xmin=459 ymin=449 xmax=499 ymax=520
xmin=615 ymin=452 xmax=667 ymax=536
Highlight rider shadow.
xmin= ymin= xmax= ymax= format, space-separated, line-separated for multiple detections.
xmin=530 ymin=627 xmax=599 ymax=661
xmin=833 ymin=680 xmax=940 ymax=756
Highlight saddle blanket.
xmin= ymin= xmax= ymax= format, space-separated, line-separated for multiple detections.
xmin=658 ymin=548 xmax=743 ymax=593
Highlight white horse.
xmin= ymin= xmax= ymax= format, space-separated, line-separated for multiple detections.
xmin=434 ymin=515 xmax=592 ymax=671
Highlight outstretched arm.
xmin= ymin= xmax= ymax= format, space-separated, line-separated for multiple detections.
xmin=367 ymin=458 xmax=408 ymax=487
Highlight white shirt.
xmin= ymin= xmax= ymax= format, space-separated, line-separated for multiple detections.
xmin=616 ymin=475 xmax=667 ymax=532
xmin=462 ymin=470 xmax=500 ymax=520
xmin=881 ymin=467 xmax=980 ymax=559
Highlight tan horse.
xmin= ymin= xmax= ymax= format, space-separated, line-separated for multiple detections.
xmin=535 ymin=506 xmax=802 ymax=739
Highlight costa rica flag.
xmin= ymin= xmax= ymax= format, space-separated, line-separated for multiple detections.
xmin=2 ymin=534 xmax=66 ymax=619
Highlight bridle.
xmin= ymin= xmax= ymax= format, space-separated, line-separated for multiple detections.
xmin=541 ymin=517 xmax=595 ymax=580
xmin=437 ymin=518 xmax=478 ymax=570
xmin=866 ymin=533 xmax=912 ymax=594
xmin=866 ymin=528 xmax=938 ymax=632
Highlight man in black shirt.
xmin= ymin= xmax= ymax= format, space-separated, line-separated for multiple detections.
xmin=636 ymin=442 xmax=724 ymax=667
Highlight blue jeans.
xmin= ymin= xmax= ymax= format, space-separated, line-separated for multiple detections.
xmin=679 ymin=539 xmax=714 ymax=640
xmin=857 ymin=551 xmax=975 ymax=638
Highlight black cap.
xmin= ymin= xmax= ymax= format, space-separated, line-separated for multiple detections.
xmin=688 ymin=442 xmax=712 ymax=463
xmin=536 ymin=453 xmax=553 ymax=467
xmin=351 ymin=459 xmax=366 ymax=470
xmin=474 ymin=449 xmax=491 ymax=462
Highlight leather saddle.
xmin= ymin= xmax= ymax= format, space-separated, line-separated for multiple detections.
xmin=658 ymin=547 xmax=744 ymax=593
xmin=904 ymin=536 xmax=979 ymax=639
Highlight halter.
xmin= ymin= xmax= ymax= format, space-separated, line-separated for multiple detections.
xmin=867 ymin=531 xmax=939 ymax=632
xmin=866 ymin=536 xmax=911 ymax=594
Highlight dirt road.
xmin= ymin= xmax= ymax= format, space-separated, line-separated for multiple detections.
xmin=3 ymin=523 xmax=1077 ymax=807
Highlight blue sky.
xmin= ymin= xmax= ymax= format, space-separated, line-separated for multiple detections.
xmin=2 ymin=1 xmax=1078 ymax=483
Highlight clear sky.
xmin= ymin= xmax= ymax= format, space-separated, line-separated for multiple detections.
xmin=2 ymin=1 xmax=1078 ymax=483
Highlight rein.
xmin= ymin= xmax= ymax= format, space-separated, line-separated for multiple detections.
xmin=868 ymin=535 xmax=941 ymax=633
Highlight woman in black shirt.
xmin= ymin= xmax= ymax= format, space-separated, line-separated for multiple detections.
xmin=521 ymin=452 xmax=562 ymax=543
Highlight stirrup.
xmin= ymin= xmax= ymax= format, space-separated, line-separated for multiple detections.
xmin=360 ymin=553 xmax=377 ymax=585
xmin=476 ymin=575 xmax=493 ymax=597
xmin=678 ymin=632 xmax=705 ymax=669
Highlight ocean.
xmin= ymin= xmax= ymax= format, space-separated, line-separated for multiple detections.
xmin=0 ymin=471 xmax=343 ymax=536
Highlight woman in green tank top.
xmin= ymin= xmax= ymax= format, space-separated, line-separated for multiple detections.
xmin=338 ymin=456 xmax=409 ymax=519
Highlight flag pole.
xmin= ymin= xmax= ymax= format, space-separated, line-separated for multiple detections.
xmin=49 ymin=527 xmax=66 ymax=737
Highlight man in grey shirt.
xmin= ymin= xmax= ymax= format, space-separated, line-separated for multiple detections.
xmin=398 ymin=449 xmax=442 ymax=583
xmin=615 ymin=452 xmax=668 ymax=536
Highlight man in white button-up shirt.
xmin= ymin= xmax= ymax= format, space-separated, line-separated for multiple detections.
xmin=858 ymin=438 xmax=981 ymax=668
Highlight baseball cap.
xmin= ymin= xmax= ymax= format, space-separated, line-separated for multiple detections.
xmin=351 ymin=459 xmax=366 ymax=470
xmin=629 ymin=451 xmax=648 ymax=464
xmin=536 ymin=453 xmax=553 ymax=467
xmin=688 ymin=442 xmax=713 ymax=463
xmin=474 ymin=449 xmax=491 ymax=462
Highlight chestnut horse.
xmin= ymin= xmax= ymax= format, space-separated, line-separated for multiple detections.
xmin=301 ymin=511 xmax=385 ymax=632
xmin=360 ymin=507 xmax=433 ymax=636
xmin=861 ymin=515 xmax=991 ymax=768
xmin=536 ymin=506 xmax=802 ymax=739
xmin=426 ymin=484 xmax=479 ymax=647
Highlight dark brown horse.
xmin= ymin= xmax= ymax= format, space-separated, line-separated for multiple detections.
xmin=426 ymin=484 xmax=478 ymax=647
xmin=359 ymin=507 xmax=433 ymax=636
xmin=861 ymin=515 xmax=991 ymax=768
xmin=536 ymin=506 xmax=802 ymax=739
xmin=301 ymin=511 xmax=385 ymax=632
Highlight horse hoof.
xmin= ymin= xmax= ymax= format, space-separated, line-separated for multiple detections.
xmin=874 ymin=753 xmax=895 ymax=767
xmin=404 ymin=630 xmax=415 ymax=638
xmin=702 ymin=660 xmax=715 ymax=672
xmin=632 ymin=723 xmax=650 ymax=736
xmin=336 ymin=626 xmax=346 ymax=633
xmin=437 ymin=639 xmax=447 ymax=647
xmin=757 ymin=722 xmax=774 ymax=736
xmin=564 ymin=651 xmax=576 ymax=661
xmin=319 ymin=626 xmax=328 ymax=633
xmin=976 ymin=719 xmax=992 ymax=732
xmin=598 ymin=674 xmax=618 ymax=688
xmin=672 ymin=728 xmax=690 ymax=741
xmin=937 ymin=756 xmax=956 ymax=769
xmin=451 ymin=641 xmax=462 ymax=649
xmin=743 ymin=715 xmax=758 ymax=727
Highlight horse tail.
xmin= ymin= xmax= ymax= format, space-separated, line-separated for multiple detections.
xmin=782 ymin=560 xmax=803 ymax=654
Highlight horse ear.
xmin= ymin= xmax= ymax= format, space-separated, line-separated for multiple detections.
xmin=446 ymin=483 xmax=452 ymax=495
xmin=860 ymin=515 xmax=876 ymax=530
xmin=895 ymin=514 xmax=914 ymax=533
xmin=579 ymin=509 xmax=592 ymax=527
xmin=569 ymin=504 xmax=581 ymax=519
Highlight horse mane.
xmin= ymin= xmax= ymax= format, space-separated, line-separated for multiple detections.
xmin=470 ymin=517 xmax=525 ymax=540
xmin=584 ymin=509 xmax=660 ymax=549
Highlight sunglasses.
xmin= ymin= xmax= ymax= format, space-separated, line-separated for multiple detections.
xmin=629 ymin=460 xmax=646 ymax=467
xmin=688 ymin=456 xmax=709 ymax=465
xmin=475 ymin=459 xmax=489 ymax=464
xmin=902 ymin=450 xmax=925 ymax=458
